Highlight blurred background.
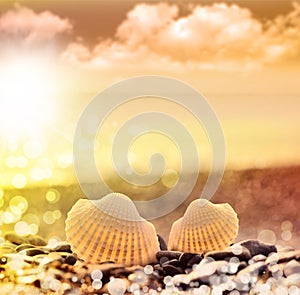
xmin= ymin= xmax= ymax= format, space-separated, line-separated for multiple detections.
xmin=0 ymin=1 xmax=299 ymax=248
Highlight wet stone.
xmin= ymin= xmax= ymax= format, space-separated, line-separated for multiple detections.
xmin=266 ymin=250 xmax=300 ymax=265
xmin=156 ymin=251 xmax=182 ymax=262
xmin=239 ymin=239 xmax=277 ymax=257
xmin=16 ymin=244 xmax=36 ymax=252
xmin=285 ymin=273 xmax=300 ymax=286
xmin=25 ymin=235 xmax=47 ymax=246
xmin=52 ymin=242 xmax=72 ymax=253
xmin=4 ymin=232 xmax=25 ymax=245
xmin=162 ymin=259 xmax=181 ymax=268
xmin=20 ymin=248 xmax=48 ymax=256
xmin=179 ymin=252 xmax=198 ymax=267
xmin=162 ymin=264 xmax=183 ymax=276
xmin=186 ymin=254 xmax=202 ymax=268
xmin=4 ymin=232 xmax=46 ymax=246
xmin=251 ymin=254 xmax=267 ymax=263
xmin=205 ymin=248 xmax=251 ymax=262
xmin=157 ymin=234 xmax=168 ymax=251
xmin=153 ymin=264 xmax=165 ymax=276
xmin=238 ymin=261 xmax=248 ymax=271
xmin=65 ymin=254 xmax=77 ymax=265
xmin=277 ymin=246 xmax=295 ymax=253
xmin=283 ymin=259 xmax=300 ymax=277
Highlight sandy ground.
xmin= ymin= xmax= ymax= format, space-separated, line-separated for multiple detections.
xmin=2 ymin=165 xmax=300 ymax=248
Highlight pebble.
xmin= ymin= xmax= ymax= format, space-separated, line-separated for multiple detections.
xmin=19 ymin=248 xmax=48 ymax=256
xmin=162 ymin=258 xmax=182 ymax=268
xmin=179 ymin=252 xmax=198 ymax=267
xmin=16 ymin=244 xmax=36 ymax=252
xmin=186 ymin=254 xmax=202 ymax=268
xmin=205 ymin=247 xmax=251 ymax=262
xmin=2 ymin=237 xmax=300 ymax=294
xmin=52 ymin=242 xmax=72 ymax=253
xmin=156 ymin=251 xmax=182 ymax=262
xmin=239 ymin=239 xmax=277 ymax=257
xmin=157 ymin=234 xmax=168 ymax=251
xmin=283 ymin=260 xmax=300 ymax=277
xmin=251 ymin=254 xmax=267 ymax=262
xmin=4 ymin=232 xmax=46 ymax=246
xmin=162 ymin=264 xmax=183 ymax=276
xmin=266 ymin=250 xmax=300 ymax=264
xmin=65 ymin=254 xmax=77 ymax=266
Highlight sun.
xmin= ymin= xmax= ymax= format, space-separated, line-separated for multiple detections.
xmin=0 ymin=57 xmax=54 ymax=136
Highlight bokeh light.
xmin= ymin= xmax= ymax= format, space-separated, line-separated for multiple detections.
xmin=47 ymin=236 xmax=61 ymax=248
xmin=45 ymin=189 xmax=60 ymax=204
xmin=14 ymin=221 xmax=31 ymax=236
xmin=258 ymin=229 xmax=277 ymax=245
xmin=281 ymin=220 xmax=293 ymax=231
xmin=9 ymin=195 xmax=28 ymax=213
xmin=23 ymin=141 xmax=43 ymax=159
xmin=43 ymin=211 xmax=56 ymax=225
xmin=12 ymin=174 xmax=27 ymax=188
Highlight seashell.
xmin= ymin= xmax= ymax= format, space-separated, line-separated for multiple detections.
xmin=65 ymin=192 xmax=160 ymax=266
xmin=168 ymin=199 xmax=239 ymax=253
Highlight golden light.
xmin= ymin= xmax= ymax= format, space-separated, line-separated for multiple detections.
xmin=0 ymin=57 xmax=54 ymax=135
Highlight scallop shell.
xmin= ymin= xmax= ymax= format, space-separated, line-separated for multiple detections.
xmin=65 ymin=193 xmax=160 ymax=266
xmin=168 ymin=199 xmax=239 ymax=253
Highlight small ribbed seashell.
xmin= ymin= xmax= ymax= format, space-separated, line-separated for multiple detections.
xmin=65 ymin=193 xmax=160 ymax=266
xmin=168 ymin=199 xmax=239 ymax=253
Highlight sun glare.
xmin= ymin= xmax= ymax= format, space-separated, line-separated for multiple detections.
xmin=0 ymin=58 xmax=54 ymax=136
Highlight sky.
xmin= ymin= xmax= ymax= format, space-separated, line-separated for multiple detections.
xmin=0 ymin=0 xmax=300 ymax=188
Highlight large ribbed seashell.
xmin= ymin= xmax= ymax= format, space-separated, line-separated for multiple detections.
xmin=65 ymin=193 xmax=160 ymax=266
xmin=168 ymin=199 xmax=239 ymax=253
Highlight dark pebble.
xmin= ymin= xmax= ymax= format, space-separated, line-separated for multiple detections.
xmin=205 ymin=248 xmax=251 ymax=262
xmin=33 ymin=280 xmax=41 ymax=288
xmin=190 ymin=274 xmax=211 ymax=285
xmin=65 ymin=254 xmax=77 ymax=265
xmin=157 ymin=234 xmax=168 ymax=251
xmin=238 ymin=261 xmax=248 ymax=271
xmin=156 ymin=251 xmax=182 ymax=262
xmin=153 ymin=264 xmax=165 ymax=276
xmin=20 ymin=248 xmax=48 ymax=256
xmin=53 ymin=242 xmax=72 ymax=253
xmin=186 ymin=254 xmax=203 ymax=268
xmin=162 ymin=264 xmax=183 ymax=276
xmin=179 ymin=252 xmax=197 ymax=267
xmin=162 ymin=259 xmax=181 ymax=268
xmin=58 ymin=252 xmax=75 ymax=259
xmin=100 ymin=261 xmax=115 ymax=264
xmin=239 ymin=239 xmax=277 ymax=257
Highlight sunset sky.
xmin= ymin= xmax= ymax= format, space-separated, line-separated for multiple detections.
xmin=0 ymin=0 xmax=300 ymax=188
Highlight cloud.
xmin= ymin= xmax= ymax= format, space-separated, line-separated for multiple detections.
xmin=62 ymin=2 xmax=300 ymax=71
xmin=0 ymin=4 xmax=72 ymax=50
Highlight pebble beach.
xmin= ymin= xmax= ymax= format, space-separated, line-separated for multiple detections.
xmin=1 ymin=233 xmax=300 ymax=294
xmin=0 ymin=166 xmax=299 ymax=294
